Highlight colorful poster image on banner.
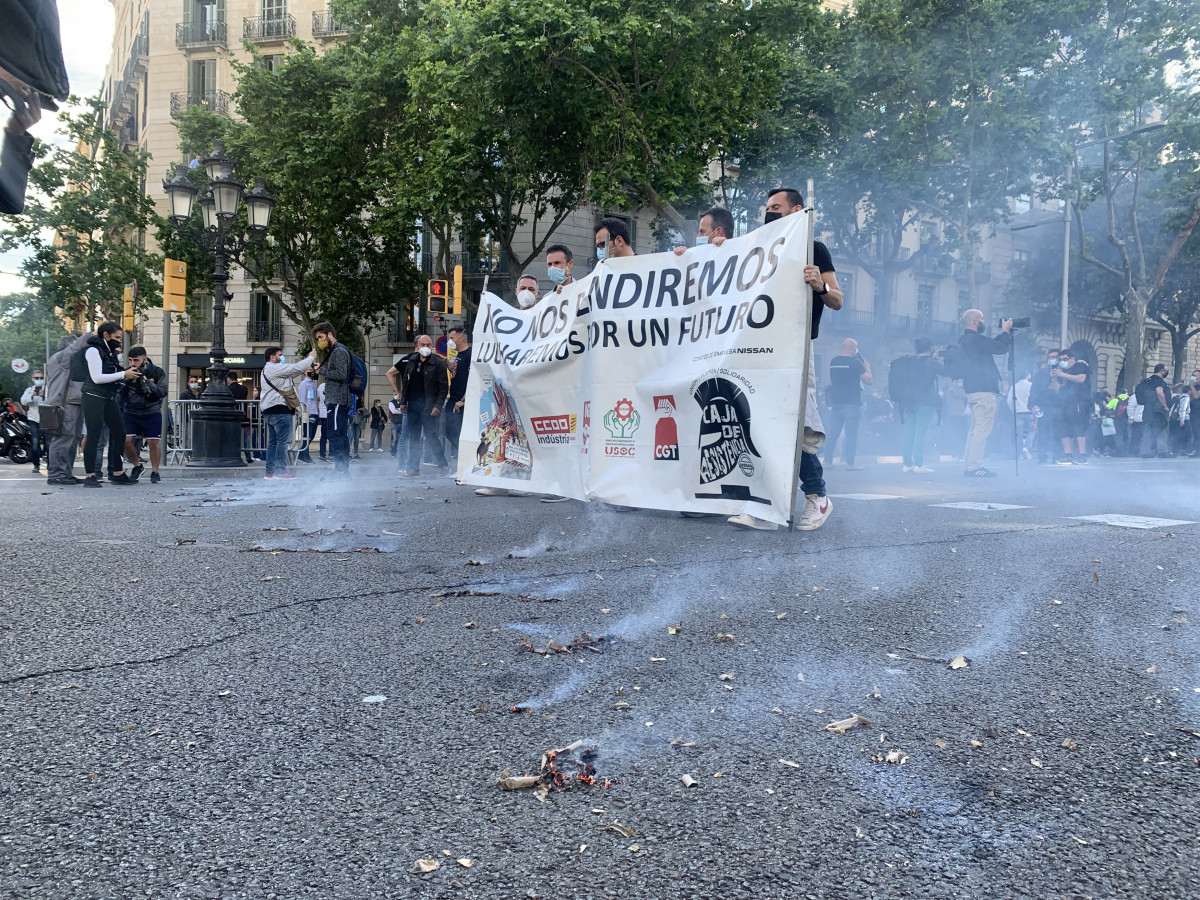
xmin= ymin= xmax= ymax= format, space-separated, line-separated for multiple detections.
xmin=470 ymin=377 xmax=533 ymax=480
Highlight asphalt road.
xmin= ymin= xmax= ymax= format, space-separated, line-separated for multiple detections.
xmin=2 ymin=451 xmax=1198 ymax=899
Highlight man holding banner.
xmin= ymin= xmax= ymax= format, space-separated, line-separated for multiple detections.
xmin=457 ymin=198 xmax=838 ymax=529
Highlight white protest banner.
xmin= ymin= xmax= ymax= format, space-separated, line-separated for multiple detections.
xmin=456 ymin=213 xmax=812 ymax=525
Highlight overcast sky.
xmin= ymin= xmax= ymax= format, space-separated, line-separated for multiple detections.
xmin=1 ymin=1 xmax=116 ymax=296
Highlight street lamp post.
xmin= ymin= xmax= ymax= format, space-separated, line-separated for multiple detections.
xmin=163 ymin=141 xmax=275 ymax=466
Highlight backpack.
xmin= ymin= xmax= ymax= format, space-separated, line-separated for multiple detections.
xmin=941 ymin=343 xmax=969 ymax=381
xmin=887 ymin=355 xmax=922 ymax=410
xmin=348 ymin=351 xmax=368 ymax=396
xmin=1134 ymin=378 xmax=1155 ymax=407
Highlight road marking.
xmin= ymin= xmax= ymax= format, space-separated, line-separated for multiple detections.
xmin=932 ymin=502 xmax=1032 ymax=511
xmin=828 ymin=493 xmax=903 ymax=501
xmin=1069 ymin=514 xmax=1195 ymax=530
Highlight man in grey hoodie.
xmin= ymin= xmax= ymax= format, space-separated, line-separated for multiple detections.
xmin=43 ymin=332 xmax=88 ymax=484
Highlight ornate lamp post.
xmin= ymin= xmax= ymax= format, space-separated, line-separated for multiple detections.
xmin=163 ymin=141 xmax=275 ymax=466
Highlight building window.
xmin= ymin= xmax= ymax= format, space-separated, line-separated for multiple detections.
xmin=1013 ymin=247 xmax=1030 ymax=264
xmin=258 ymin=54 xmax=283 ymax=71
xmin=839 ymin=272 xmax=854 ymax=308
xmin=917 ymin=284 xmax=935 ymax=323
xmin=262 ymin=0 xmax=287 ymax=20
xmin=957 ymin=290 xmax=970 ymax=318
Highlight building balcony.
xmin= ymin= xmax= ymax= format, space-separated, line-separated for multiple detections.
xmin=176 ymin=20 xmax=227 ymax=49
xmin=244 ymin=14 xmax=296 ymax=43
xmin=312 ymin=10 xmax=348 ymax=38
xmin=387 ymin=319 xmax=414 ymax=344
xmin=170 ymin=90 xmax=231 ymax=119
xmin=450 ymin=251 xmax=509 ymax=275
xmin=889 ymin=315 xmax=958 ymax=339
xmin=247 ymin=321 xmax=283 ymax=343
xmin=952 ymin=261 xmax=992 ymax=284
xmin=118 ymin=118 xmax=139 ymax=149
xmin=179 ymin=321 xmax=215 ymax=343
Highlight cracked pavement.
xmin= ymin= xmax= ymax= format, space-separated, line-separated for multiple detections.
xmin=1 ymin=454 xmax=1198 ymax=899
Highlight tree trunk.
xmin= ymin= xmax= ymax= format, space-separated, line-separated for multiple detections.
xmin=1171 ymin=330 xmax=1188 ymax=383
xmin=1121 ymin=288 xmax=1148 ymax=385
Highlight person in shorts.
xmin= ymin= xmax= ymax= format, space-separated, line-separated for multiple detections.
xmin=119 ymin=347 xmax=169 ymax=483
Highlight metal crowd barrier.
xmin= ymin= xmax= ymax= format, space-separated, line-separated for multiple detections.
xmin=166 ymin=399 xmax=314 ymax=467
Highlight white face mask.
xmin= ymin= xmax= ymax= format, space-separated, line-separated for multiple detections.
xmin=695 ymin=235 xmax=709 ymax=246
xmin=418 ymin=346 xmax=432 ymax=358
xmin=517 ymin=289 xmax=538 ymax=309
xmin=278 ymin=354 xmax=285 ymax=363
xmin=446 ymin=339 xmax=456 ymax=351
xmin=33 ymin=379 xmax=44 ymax=386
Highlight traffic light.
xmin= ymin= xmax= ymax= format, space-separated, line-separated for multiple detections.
xmin=163 ymin=259 xmax=187 ymax=312
xmin=427 ymin=278 xmax=449 ymax=313
xmin=122 ymin=283 xmax=136 ymax=333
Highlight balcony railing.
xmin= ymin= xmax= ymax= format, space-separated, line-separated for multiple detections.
xmin=312 ymin=10 xmax=348 ymax=37
xmin=450 ymin=250 xmax=509 ymax=275
xmin=244 ymin=14 xmax=296 ymax=42
xmin=953 ymin=261 xmax=992 ymax=284
xmin=170 ymin=90 xmax=231 ymax=119
xmin=176 ymin=20 xmax=227 ymax=49
xmin=118 ymin=118 xmax=138 ymax=148
xmin=386 ymin=320 xmax=412 ymax=344
xmin=179 ymin=321 xmax=215 ymax=343
xmin=247 ymin=321 xmax=283 ymax=343
xmin=889 ymin=315 xmax=958 ymax=339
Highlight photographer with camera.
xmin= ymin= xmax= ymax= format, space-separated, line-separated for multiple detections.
xmin=1051 ymin=349 xmax=1091 ymax=464
xmin=118 ymin=347 xmax=168 ymax=483
xmin=958 ymin=309 xmax=1014 ymax=478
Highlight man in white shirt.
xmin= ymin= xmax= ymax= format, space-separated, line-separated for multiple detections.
xmin=1010 ymin=372 xmax=1033 ymax=459
xmin=260 ymin=346 xmax=317 ymax=479
xmin=20 ymin=369 xmax=46 ymax=474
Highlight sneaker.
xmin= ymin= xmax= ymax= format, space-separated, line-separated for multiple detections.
xmin=405 ymin=470 xmax=421 ymax=478
xmin=150 ymin=472 xmax=161 ymax=484
xmin=264 ymin=473 xmax=274 ymax=479
xmin=1074 ymin=455 xmax=1089 ymax=465
xmin=475 ymin=486 xmax=506 ymax=496
xmin=912 ymin=466 xmax=935 ymax=474
xmin=540 ymin=495 xmax=571 ymax=503
xmin=437 ymin=467 xmax=449 ymax=477
xmin=129 ymin=464 xmax=144 ymax=482
xmin=298 ymin=456 xmax=313 ymax=464
xmin=109 ymin=472 xmax=135 ymax=485
xmin=1054 ymin=457 xmax=1073 ymax=466
xmin=48 ymin=475 xmax=80 ymax=485
xmin=795 ymin=494 xmax=832 ymax=531
xmin=680 ymin=510 xmax=721 ymax=518
xmin=32 ymin=465 xmax=41 ymax=474
xmin=902 ymin=465 xmax=914 ymax=473
xmin=83 ymin=475 xmax=102 ymax=488
xmin=963 ymin=467 xmax=997 ymax=477
xmin=274 ymin=472 xmax=297 ymax=479
xmin=728 ymin=513 xmax=779 ymax=531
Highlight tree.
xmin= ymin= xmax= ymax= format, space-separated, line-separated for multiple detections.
xmin=175 ymin=45 xmax=424 ymax=352
xmin=0 ymin=291 xmax=68 ymax=401
xmin=1046 ymin=0 xmax=1200 ymax=386
xmin=1149 ymin=247 xmax=1200 ymax=380
xmin=0 ymin=96 xmax=165 ymax=327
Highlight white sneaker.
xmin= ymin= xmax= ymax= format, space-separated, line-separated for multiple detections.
xmin=727 ymin=513 xmax=779 ymax=531
xmin=912 ymin=466 xmax=935 ymax=474
xmin=902 ymin=465 xmax=914 ymax=473
xmin=795 ymin=494 xmax=832 ymax=531
xmin=540 ymin=495 xmax=571 ymax=503
xmin=474 ymin=486 xmax=507 ymax=496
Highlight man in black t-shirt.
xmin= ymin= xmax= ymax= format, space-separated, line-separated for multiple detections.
xmin=445 ymin=327 xmax=472 ymax=460
xmin=824 ymin=338 xmax=873 ymax=469
xmin=225 ymin=370 xmax=254 ymax=464
xmin=1141 ymin=363 xmax=1172 ymax=457
xmin=1051 ymin=349 xmax=1091 ymax=464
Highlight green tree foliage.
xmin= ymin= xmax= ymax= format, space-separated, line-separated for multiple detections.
xmin=0 ymin=96 xmax=164 ymax=326
xmin=175 ymin=45 xmax=423 ymax=352
xmin=0 ymin=291 xmax=68 ymax=401
xmin=1046 ymin=0 xmax=1200 ymax=385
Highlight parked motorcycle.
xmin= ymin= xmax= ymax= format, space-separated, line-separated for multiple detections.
xmin=0 ymin=411 xmax=32 ymax=464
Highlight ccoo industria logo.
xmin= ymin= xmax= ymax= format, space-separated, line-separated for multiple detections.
xmin=694 ymin=377 xmax=761 ymax=484
xmin=531 ymin=414 xmax=577 ymax=445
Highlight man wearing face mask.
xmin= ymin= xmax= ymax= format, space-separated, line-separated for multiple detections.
xmin=1028 ymin=348 xmax=1062 ymax=464
xmin=958 ymin=309 xmax=1013 ymax=477
xmin=515 ymin=273 xmax=540 ymax=309
xmin=179 ymin=375 xmax=202 ymax=400
xmin=672 ymin=207 xmax=735 ymax=256
xmin=70 ymin=321 xmax=142 ymax=487
xmin=729 ymin=188 xmax=842 ymax=531
xmin=118 ymin=347 xmax=169 ymax=483
xmin=444 ymin=326 xmax=471 ymax=460
xmin=546 ymin=244 xmax=575 ymax=292
xmin=19 ymin=368 xmax=46 ymax=474
xmin=1050 ymin=349 xmax=1091 ymax=464
xmin=398 ymin=334 xmax=450 ymax=477
xmin=594 ymin=218 xmax=636 ymax=261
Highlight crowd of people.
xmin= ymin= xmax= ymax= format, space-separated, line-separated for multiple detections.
xmin=9 ymin=185 xmax=1197 ymax=507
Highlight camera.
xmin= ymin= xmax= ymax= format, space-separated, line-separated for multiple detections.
xmin=1000 ymin=317 xmax=1031 ymax=329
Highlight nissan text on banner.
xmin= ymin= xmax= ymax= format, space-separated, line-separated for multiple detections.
xmin=457 ymin=213 xmax=812 ymax=526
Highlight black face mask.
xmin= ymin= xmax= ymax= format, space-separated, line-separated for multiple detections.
xmin=764 ymin=211 xmax=783 ymax=225
xmin=106 ymin=338 xmax=121 ymax=351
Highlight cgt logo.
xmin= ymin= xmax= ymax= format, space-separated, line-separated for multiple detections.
xmin=653 ymin=394 xmax=679 ymax=461
xmin=531 ymin=415 xmax=577 ymax=435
